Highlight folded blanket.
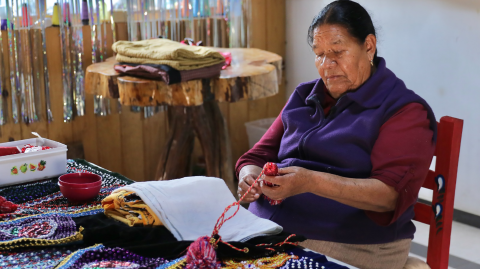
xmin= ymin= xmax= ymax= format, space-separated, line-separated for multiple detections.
xmin=114 ymin=62 xmax=224 ymax=85
xmin=102 ymin=190 xmax=162 ymax=226
xmin=113 ymin=177 xmax=283 ymax=241
xmin=112 ymin=39 xmax=225 ymax=70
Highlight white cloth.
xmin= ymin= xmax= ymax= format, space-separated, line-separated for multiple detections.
xmin=114 ymin=176 xmax=283 ymax=241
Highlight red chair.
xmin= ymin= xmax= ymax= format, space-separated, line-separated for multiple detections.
xmin=412 ymin=116 xmax=464 ymax=269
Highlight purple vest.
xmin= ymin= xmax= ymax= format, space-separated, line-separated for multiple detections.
xmin=249 ymin=58 xmax=437 ymax=244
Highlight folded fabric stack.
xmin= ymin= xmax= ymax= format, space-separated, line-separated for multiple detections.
xmin=102 ymin=190 xmax=162 ymax=227
xmin=107 ymin=176 xmax=283 ymax=242
xmin=112 ymin=38 xmax=226 ymax=85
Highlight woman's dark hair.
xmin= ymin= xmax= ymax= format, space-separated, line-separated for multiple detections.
xmin=307 ymin=0 xmax=378 ymax=61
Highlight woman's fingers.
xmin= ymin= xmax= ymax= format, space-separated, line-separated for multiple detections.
xmin=241 ymin=193 xmax=260 ymax=203
xmin=277 ymin=166 xmax=298 ymax=175
xmin=238 ymin=174 xmax=262 ymax=202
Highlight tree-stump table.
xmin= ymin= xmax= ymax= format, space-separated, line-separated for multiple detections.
xmin=85 ymin=48 xmax=282 ymax=190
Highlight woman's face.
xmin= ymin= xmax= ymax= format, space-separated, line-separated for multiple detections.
xmin=312 ymin=24 xmax=376 ymax=99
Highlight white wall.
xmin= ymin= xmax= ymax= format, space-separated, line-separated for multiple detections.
xmin=285 ymin=0 xmax=480 ymax=216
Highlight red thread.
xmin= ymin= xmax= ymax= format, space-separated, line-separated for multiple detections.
xmin=186 ymin=163 xmax=297 ymax=267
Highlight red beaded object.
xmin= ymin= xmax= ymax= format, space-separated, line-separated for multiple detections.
xmin=262 ymin=162 xmax=284 ymax=205
xmin=0 ymin=196 xmax=18 ymax=213
xmin=20 ymin=144 xmax=51 ymax=153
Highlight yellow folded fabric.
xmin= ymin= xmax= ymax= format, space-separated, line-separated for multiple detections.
xmin=102 ymin=190 xmax=162 ymax=227
xmin=112 ymin=38 xmax=225 ymax=70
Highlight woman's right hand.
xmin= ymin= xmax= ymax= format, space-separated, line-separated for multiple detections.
xmin=238 ymin=165 xmax=263 ymax=203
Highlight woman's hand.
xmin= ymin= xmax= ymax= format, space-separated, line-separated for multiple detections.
xmin=238 ymin=165 xmax=263 ymax=203
xmin=261 ymin=166 xmax=313 ymax=200
xmin=262 ymin=166 xmax=398 ymax=212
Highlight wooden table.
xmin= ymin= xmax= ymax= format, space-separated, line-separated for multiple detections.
xmin=85 ymin=48 xmax=282 ymax=189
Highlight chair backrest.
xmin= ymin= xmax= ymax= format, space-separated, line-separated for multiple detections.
xmin=413 ymin=116 xmax=464 ymax=269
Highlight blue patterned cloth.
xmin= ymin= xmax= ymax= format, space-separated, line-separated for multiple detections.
xmin=279 ymin=248 xmax=350 ymax=269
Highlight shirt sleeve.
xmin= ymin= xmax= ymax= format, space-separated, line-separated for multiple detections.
xmin=365 ymin=103 xmax=435 ymax=226
xmin=235 ymin=111 xmax=285 ymax=179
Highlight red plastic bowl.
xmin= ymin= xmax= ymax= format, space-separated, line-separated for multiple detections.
xmin=59 ymin=173 xmax=102 ymax=188
xmin=58 ymin=182 xmax=101 ymax=202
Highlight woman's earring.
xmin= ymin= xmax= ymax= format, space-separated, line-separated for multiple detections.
xmin=370 ymin=60 xmax=373 ymax=66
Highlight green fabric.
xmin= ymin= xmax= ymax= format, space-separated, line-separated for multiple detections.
xmin=112 ymin=39 xmax=225 ymax=70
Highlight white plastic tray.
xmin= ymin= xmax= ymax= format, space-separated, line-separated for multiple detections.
xmin=0 ymin=138 xmax=68 ymax=187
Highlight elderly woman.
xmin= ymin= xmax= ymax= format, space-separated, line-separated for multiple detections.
xmin=236 ymin=1 xmax=436 ymax=268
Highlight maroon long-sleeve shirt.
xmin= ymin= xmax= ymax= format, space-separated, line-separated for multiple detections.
xmin=236 ymin=86 xmax=434 ymax=226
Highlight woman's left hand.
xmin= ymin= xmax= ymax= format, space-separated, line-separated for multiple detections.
xmin=261 ymin=166 xmax=314 ymax=200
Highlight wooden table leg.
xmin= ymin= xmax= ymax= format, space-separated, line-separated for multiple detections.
xmin=155 ymin=106 xmax=195 ymax=180
xmin=193 ymin=101 xmax=234 ymax=192
xmin=155 ymin=101 xmax=234 ymax=193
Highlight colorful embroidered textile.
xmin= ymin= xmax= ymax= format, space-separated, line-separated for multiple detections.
xmin=102 ymin=190 xmax=162 ymax=226
xmin=56 ymin=244 xmax=169 ymax=269
xmin=278 ymin=248 xmax=349 ymax=269
xmin=155 ymin=256 xmax=186 ymax=269
xmin=0 ymin=159 xmax=134 ymax=221
xmin=0 ymin=245 xmax=81 ymax=268
xmin=56 ymin=244 xmax=104 ymax=268
xmin=0 ymin=213 xmax=83 ymax=250
xmin=221 ymin=253 xmax=298 ymax=268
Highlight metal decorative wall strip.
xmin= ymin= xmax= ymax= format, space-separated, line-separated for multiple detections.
xmin=73 ymin=0 xmax=86 ymax=116
xmin=59 ymin=0 xmax=74 ymax=122
xmin=39 ymin=0 xmax=53 ymax=122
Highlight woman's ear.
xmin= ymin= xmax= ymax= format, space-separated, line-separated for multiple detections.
xmin=364 ymin=34 xmax=377 ymax=61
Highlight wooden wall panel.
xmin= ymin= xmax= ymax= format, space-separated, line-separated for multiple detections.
xmin=20 ymin=29 xmax=49 ymax=140
xmin=247 ymin=0 xmax=269 ymax=123
xmin=81 ymin=26 xmax=99 ymax=165
xmin=143 ymin=109 xmax=168 ymax=181
xmin=105 ymin=23 xmax=114 ymax=57
xmin=0 ymin=30 xmax=22 ymax=142
xmin=265 ymin=0 xmax=287 ymax=57
xmin=45 ymin=27 xmax=74 ymax=144
xmin=82 ymin=94 xmax=99 ymax=164
xmin=250 ymin=0 xmax=267 ymax=50
xmin=96 ymin=101 xmax=123 ymax=174
xmin=265 ymin=0 xmax=287 ymax=118
xmin=120 ymin=107 xmax=145 ymax=181
xmin=115 ymin=22 xmax=129 ymax=41
xmin=228 ymin=102 xmax=249 ymax=166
